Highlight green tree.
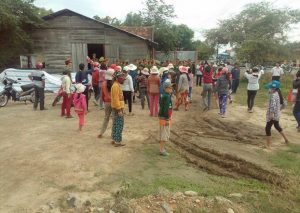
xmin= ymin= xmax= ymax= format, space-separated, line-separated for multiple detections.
xmin=93 ymin=15 xmax=122 ymax=26
xmin=34 ymin=7 xmax=53 ymax=17
xmin=123 ymin=12 xmax=144 ymax=26
xmin=205 ymin=2 xmax=300 ymax=64
xmin=0 ymin=0 xmax=43 ymax=68
xmin=172 ymin=24 xmax=194 ymax=50
xmin=141 ymin=0 xmax=176 ymax=26
xmin=192 ymin=40 xmax=215 ymax=60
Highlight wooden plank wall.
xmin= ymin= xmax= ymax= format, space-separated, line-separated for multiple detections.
xmin=31 ymin=15 xmax=150 ymax=73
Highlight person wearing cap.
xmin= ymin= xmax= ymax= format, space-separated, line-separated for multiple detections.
xmin=122 ymin=66 xmax=135 ymax=116
xmin=158 ymin=80 xmax=173 ymax=156
xmin=137 ymin=68 xmax=150 ymax=110
xmin=61 ymin=68 xmax=73 ymax=118
xmin=147 ymin=66 xmax=161 ymax=117
xmin=292 ymin=69 xmax=300 ymax=132
xmin=174 ymin=66 xmax=190 ymax=111
xmin=216 ymin=67 xmax=231 ymax=118
xmin=28 ymin=62 xmax=46 ymax=110
xmin=244 ymin=67 xmax=262 ymax=113
xmin=73 ymin=83 xmax=87 ymax=131
xmin=111 ymin=71 xmax=126 ymax=146
xmin=98 ymin=68 xmax=115 ymax=138
xmin=265 ymin=80 xmax=289 ymax=148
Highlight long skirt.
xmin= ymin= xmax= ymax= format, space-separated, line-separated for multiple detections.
xmin=111 ymin=109 xmax=124 ymax=143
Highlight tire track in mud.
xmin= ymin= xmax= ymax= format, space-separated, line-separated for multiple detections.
xmin=169 ymin=118 xmax=287 ymax=187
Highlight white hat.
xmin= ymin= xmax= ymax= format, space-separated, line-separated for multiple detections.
xmin=167 ymin=63 xmax=174 ymax=69
xmin=159 ymin=67 xmax=169 ymax=75
xmin=123 ymin=66 xmax=130 ymax=72
xmin=105 ymin=68 xmax=115 ymax=80
xmin=141 ymin=68 xmax=150 ymax=75
xmin=127 ymin=63 xmax=137 ymax=71
xmin=75 ymin=83 xmax=86 ymax=93
xmin=150 ymin=66 xmax=159 ymax=74
xmin=115 ymin=66 xmax=122 ymax=72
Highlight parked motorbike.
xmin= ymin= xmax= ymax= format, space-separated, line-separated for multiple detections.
xmin=0 ymin=77 xmax=35 ymax=107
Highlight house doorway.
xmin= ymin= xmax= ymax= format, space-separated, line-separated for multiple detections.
xmin=87 ymin=44 xmax=104 ymax=69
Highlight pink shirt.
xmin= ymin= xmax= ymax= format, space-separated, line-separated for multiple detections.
xmin=188 ymin=73 xmax=194 ymax=87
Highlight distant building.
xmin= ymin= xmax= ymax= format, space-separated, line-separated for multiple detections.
xmin=25 ymin=9 xmax=157 ymax=73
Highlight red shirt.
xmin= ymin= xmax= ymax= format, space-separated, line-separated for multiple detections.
xmin=101 ymin=81 xmax=111 ymax=103
xmin=203 ymin=70 xmax=213 ymax=84
xmin=92 ymin=68 xmax=99 ymax=86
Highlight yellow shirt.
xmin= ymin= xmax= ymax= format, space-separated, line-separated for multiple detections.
xmin=111 ymin=81 xmax=125 ymax=110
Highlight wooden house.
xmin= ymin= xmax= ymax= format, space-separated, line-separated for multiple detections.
xmin=29 ymin=9 xmax=156 ymax=73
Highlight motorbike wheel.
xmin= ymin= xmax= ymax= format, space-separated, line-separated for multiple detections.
xmin=52 ymin=95 xmax=62 ymax=107
xmin=0 ymin=94 xmax=8 ymax=107
xmin=30 ymin=92 xmax=35 ymax=103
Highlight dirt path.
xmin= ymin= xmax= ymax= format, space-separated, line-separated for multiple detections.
xmin=0 ymin=87 xmax=299 ymax=212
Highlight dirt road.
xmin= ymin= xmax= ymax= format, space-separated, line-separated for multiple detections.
xmin=0 ymin=88 xmax=299 ymax=212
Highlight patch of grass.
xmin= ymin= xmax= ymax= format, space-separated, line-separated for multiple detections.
xmin=119 ymin=174 xmax=269 ymax=199
xmin=270 ymin=146 xmax=300 ymax=176
xmin=63 ymin=184 xmax=78 ymax=191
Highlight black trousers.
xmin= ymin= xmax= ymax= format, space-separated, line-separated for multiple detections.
xmin=123 ymin=91 xmax=132 ymax=113
xmin=271 ymin=76 xmax=284 ymax=104
xmin=247 ymin=90 xmax=257 ymax=110
xmin=34 ymin=86 xmax=45 ymax=110
xmin=196 ymin=75 xmax=202 ymax=86
xmin=83 ymin=87 xmax=89 ymax=110
xmin=93 ymin=85 xmax=100 ymax=101
xmin=265 ymin=120 xmax=283 ymax=136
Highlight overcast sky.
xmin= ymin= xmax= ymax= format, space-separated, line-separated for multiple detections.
xmin=34 ymin=0 xmax=300 ymax=41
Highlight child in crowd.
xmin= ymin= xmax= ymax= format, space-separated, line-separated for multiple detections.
xmin=73 ymin=83 xmax=87 ymax=131
xmin=158 ymin=81 xmax=173 ymax=156
xmin=137 ymin=67 xmax=150 ymax=109
xmin=188 ymin=68 xmax=194 ymax=103
xmin=265 ymin=80 xmax=289 ymax=148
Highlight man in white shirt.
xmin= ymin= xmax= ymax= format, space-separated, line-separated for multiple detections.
xmin=271 ymin=63 xmax=284 ymax=81
xmin=270 ymin=62 xmax=284 ymax=105
xmin=122 ymin=66 xmax=134 ymax=116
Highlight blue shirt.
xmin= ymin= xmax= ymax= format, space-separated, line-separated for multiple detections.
xmin=231 ymin=67 xmax=240 ymax=80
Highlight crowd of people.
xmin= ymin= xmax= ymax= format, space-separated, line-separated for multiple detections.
xmin=28 ymin=56 xmax=300 ymax=152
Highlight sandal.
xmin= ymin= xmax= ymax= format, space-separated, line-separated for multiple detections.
xmin=98 ymin=134 xmax=102 ymax=138
xmin=111 ymin=141 xmax=116 ymax=145
xmin=114 ymin=143 xmax=126 ymax=147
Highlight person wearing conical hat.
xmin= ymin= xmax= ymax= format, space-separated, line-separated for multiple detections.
xmin=147 ymin=66 xmax=161 ymax=116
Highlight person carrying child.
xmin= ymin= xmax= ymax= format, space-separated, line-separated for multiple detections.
xmin=73 ymin=83 xmax=88 ymax=131
xmin=158 ymin=81 xmax=173 ymax=156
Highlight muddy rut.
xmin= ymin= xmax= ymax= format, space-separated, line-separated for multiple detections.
xmin=169 ymin=116 xmax=286 ymax=187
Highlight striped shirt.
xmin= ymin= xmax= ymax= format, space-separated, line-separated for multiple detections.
xmin=29 ymin=70 xmax=45 ymax=88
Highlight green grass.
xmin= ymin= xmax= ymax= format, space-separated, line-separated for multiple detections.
xmin=270 ymin=144 xmax=300 ymax=176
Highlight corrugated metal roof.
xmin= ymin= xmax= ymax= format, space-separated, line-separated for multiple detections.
xmin=42 ymin=9 xmax=157 ymax=46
